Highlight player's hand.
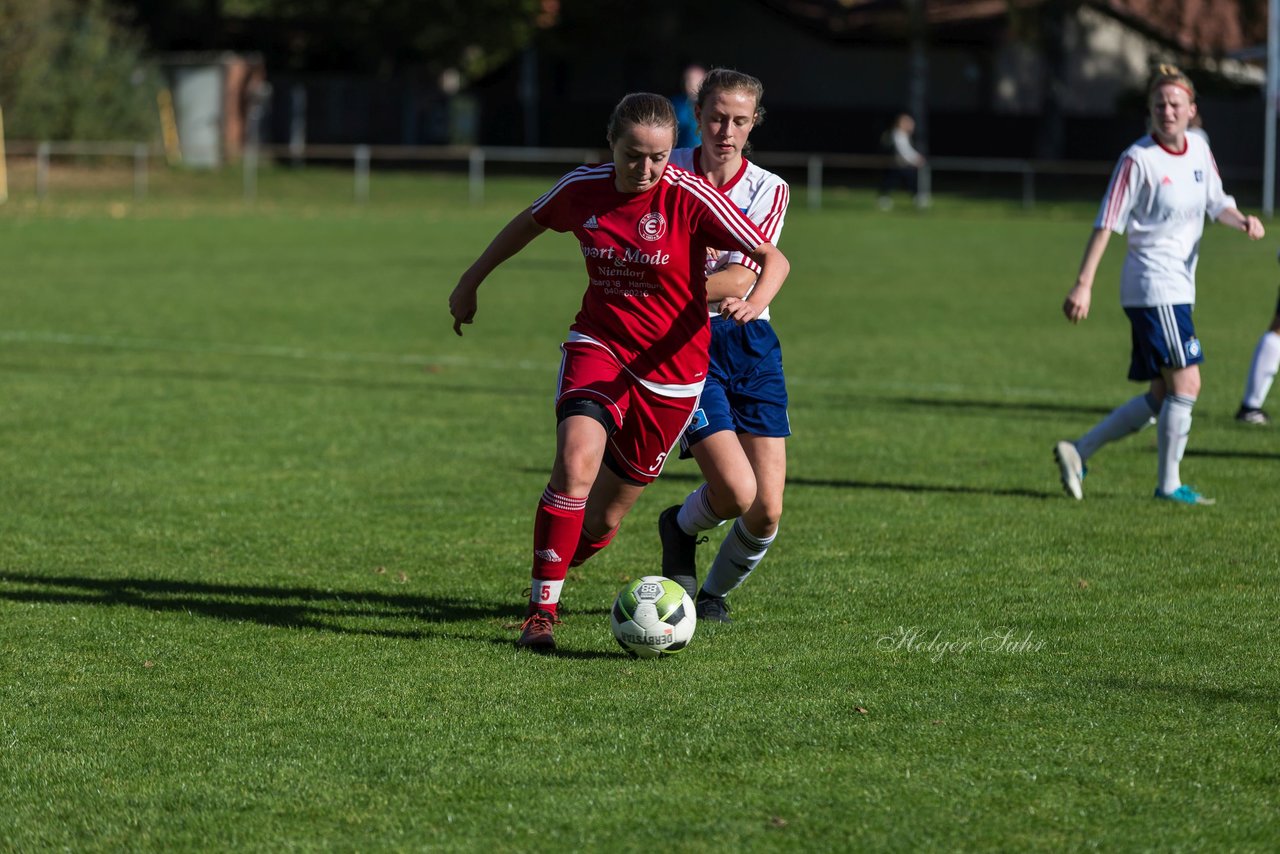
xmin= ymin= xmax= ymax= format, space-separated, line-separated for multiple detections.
xmin=449 ymin=282 xmax=478 ymax=336
xmin=1063 ymin=284 xmax=1091 ymax=324
xmin=720 ymin=296 xmax=760 ymax=326
xmin=1243 ymin=215 xmax=1265 ymax=240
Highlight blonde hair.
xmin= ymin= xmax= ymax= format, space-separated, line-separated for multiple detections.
xmin=1148 ymin=64 xmax=1195 ymax=101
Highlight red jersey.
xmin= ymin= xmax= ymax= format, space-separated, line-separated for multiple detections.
xmin=531 ymin=163 xmax=769 ymax=394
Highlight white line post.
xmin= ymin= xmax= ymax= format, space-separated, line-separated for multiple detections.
xmin=469 ymin=148 xmax=485 ymax=206
xmin=134 ymin=144 xmax=148 ymax=200
xmin=1266 ymin=0 xmax=1278 ymax=216
xmin=244 ymin=142 xmax=258 ymax=203
xmin=0 ymin=105 xmax=8 ymax=204
xmin=806 ymin=155 xmax=822 ymax=211
xmin=36 ymin=141 xmax=50 ymax=200
xmin=354 ymin=145 xmax=371 ymax=203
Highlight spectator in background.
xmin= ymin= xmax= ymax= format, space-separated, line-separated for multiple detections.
xmin=673 ymin=64 xmax=706 ymax=149
xmin=878 ymin=112 xmax=926 ymax=210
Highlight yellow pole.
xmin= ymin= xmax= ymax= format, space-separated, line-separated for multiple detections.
xmin=157 ymin=88 xmax=181 ymax=165
xmin=0 ymin=105 xmax=8 ymax=203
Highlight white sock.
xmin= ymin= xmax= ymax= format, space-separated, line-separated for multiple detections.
xmin=1242 ymin=331 xmax=1280 ymax=410
xmin=1075 ymin=393 xmax=1159 ymax=461
xmin=702 ymin=519 xmax=775 ymax=598
xmin=676 ymin=483 xmax=727 ymax=535
xmin=1158 ymin=394 xmax=1196 ymax=494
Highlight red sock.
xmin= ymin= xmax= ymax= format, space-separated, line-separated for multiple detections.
xmin=530 ymin=485 xmax=586 ymax=616
xmin=570 ymin=526 xmax=618 ymax=567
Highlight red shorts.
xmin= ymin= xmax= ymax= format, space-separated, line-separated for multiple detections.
xmin=556 ymin=342 xmax=700 ymax=484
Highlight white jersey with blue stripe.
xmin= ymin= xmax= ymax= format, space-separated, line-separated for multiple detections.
xmin=671 ymin=148 xmax=789 ymax=321
xmin=1095 ymin=133 xmax=1235 ymax=308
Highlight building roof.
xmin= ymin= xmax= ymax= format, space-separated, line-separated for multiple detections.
xmin=754 ymin=0 xmax=1266 ymax=56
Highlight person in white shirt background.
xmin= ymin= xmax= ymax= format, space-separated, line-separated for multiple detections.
xmin=878 ymin=112 xmax=927 ymax=210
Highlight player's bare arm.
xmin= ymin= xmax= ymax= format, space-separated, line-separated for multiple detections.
xmin=721 ymin=243 xmax=788 ymax=325
xmin=450 ymin=208 xmax=547 ymax=336
xmin=1064 ymin=228 xmax=1111 ymax=324
xmin=1217 ymin=208 xmax=1266 ymax=240
xmin=705 ymin=262 xmax=755 ymax=302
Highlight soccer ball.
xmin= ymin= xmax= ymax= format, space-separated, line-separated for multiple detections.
xmin=610 ymin=575 xmax=697 ymax=658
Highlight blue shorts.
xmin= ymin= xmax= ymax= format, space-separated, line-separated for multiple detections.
xmin=1124 ymin=304 xmax=1203 ymax=381
xmin=682 ymin=316 xmax=790 ymax=453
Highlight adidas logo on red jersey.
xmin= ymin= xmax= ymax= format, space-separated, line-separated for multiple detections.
xmin=582 ymin=215 xmax=598 ymax=229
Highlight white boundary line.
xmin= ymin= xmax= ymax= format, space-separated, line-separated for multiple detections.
xmin=0 ymin=329 xmax=546 ymax=373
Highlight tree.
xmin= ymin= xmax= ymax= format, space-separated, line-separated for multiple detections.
xmin=0 ymin=0 xmax=160 ymax=141
xmin=119 ymin=0 xmax=547 ymax=80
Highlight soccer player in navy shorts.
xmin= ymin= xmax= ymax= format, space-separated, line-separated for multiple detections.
xmin=651 ymin=69 xmax=792 ymax=624
xmin=1055 ymin=65 xmax=1264 ymax=505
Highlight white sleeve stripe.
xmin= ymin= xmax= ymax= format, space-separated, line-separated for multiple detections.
xmin=533 ymin=165 xmax=611 ymax=212
xmin=668 ymin=170 xmax=741 ymax=226
xmin=668 ymin=171 xmax=767 ymax=250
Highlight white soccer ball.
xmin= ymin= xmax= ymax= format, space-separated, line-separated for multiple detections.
xmin=610 ymin=575 xmax=696 ymax=658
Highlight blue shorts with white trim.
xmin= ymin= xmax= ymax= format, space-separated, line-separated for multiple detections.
xmin=682 ymin=316 xmax=790 ymax=454
xmin=1124 ymin=304 xmax=1202 ymax=381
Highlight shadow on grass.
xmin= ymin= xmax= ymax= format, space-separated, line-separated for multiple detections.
xmin=1185 ymin=448 xmax=1280 ymax=461
xmin=1093 ymin=676 xmax=1277 ymax=707
xmin=656 ymin=469 xmax=1056 ymax=500
xmin=885 ymin=397 xmax=1115 ymax=418
xmin=0 ymin=571 xmax=622 ymax=658
xmin=0 ymin=571 xmax=503 ymax=639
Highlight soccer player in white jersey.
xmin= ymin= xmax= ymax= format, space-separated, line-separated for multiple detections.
xmin=449 ymin=92 xmax=790 ymax=651
xmin=1054 ymin=65 xmax=1264 ymax=505
xmin=655 ymin=69 xmax=791 ymax=622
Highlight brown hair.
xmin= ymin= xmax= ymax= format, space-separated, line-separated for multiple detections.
xmin=606 ymin=93 xmax=677 ymax=146
xmin=1148 ymin=64 xmax=1195 ymax=101
xmin=695 ymin=68 xmax=766 ymax=127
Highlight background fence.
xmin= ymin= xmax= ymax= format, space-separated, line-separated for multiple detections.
xmin=1 ymin=139 xmax=1221 ymax=210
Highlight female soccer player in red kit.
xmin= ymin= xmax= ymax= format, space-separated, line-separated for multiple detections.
xmin=449 ymin=93 xmax=790 ymax=651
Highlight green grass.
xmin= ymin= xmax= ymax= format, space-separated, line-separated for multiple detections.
xmin=2 ymin=168 xmax=1279 ymax=851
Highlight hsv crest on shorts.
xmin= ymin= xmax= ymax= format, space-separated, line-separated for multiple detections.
xmin=638 ymin=211 xmax=667 ymax=241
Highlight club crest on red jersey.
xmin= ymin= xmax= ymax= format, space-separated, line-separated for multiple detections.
xmin=638 ymin=212 xmax=667 ymax=241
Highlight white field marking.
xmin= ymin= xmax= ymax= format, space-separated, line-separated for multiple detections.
xmin=0 ymin=328 xmax=1064 ymax=400
xmin=0 ymin=329 xmax=547 ymax=373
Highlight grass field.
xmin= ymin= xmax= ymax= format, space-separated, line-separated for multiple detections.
xmin=2 ymin=167 xmax=1278 ymax=851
